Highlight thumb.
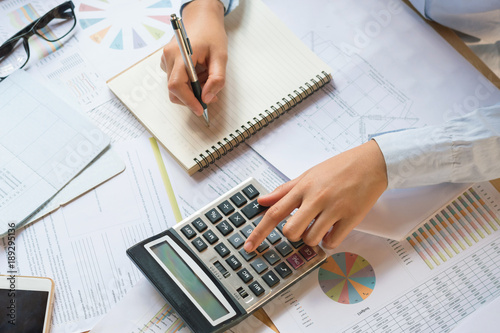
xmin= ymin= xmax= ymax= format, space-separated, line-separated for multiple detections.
xmin=202 ymin=51 xmax=227 ymax=104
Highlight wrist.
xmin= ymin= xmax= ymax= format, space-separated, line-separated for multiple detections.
xmin=182 ymin=0 xmax=225 ymax=16
xmin=366 ymin=139 xmax=388 ymax=191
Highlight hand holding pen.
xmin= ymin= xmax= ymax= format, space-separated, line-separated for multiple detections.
xmin=161 ymin=0 xmax=227 ymax=124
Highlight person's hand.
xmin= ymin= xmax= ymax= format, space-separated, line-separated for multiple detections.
xmin=161 ymin=0 xmax=227 ymax=116
xmin=244 ymin=140 xmax=388 ymax=252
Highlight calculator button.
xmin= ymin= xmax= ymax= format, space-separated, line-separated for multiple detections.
xmin=250 ymin=258 xmax=268 ymax=274
xmin=275 ymin=262 xmax=292 ymax=278
xmin=192 ymin=237 xmax=207 ymax=252
xmin=266 ymin=230 xmax=282 ymax=244
xmin=216 ymin=220 xmax=234 ymax=236
xmin=191 ymin=218 xmax=207 ymax=232
xmin=275 ymin=241 xmax=293 ymax=257
xmin=239 ymin=249 xmax=257 ymax=261
xmin=263 ymin=250 xmax=280 ymax=265
xmin=290 ymin=239 xmax=304 ymax=249
xmin=237 ymin=268 xmax=253 ymax=283
xmin=214 ymin=243 xmax=230 ymax=257
xmin=299 ymin=245 xmax=317 ymax=261
xmin=249 ymin=281 xmax=265 ymax=296
xmin=228 ymin=233 xmax=244 ymax=249
xmin=217 ymin=200 xmax=235 ymax=216
xmin=229 ymin=212 xmax=246 ymax=228
xmin=241 ymin=200 xmax=267 ymax=220
xmin=226 ymin=255 xmax=242 ymax=270
xmin=203 ymin=230 xmax=219 ymax=244
xmin=256 ymin=240 xmax=270 ymax=253
xmin=262 ymin=271 xmax=280 ymax=287
xmin=240 ymin=225 xmax=254 ymax=239
xmin=242 ymin=184 xmax=259 ymax=199
xmin=205 ymin=208 xmax=222 ymax=224
xmin=252 ymin=216 xmax=264 ymax=227
xmin=276 ymin=219 xmax=287 ymax=233
xmin=230 ymin=192 xmax=247 ymax=207
xmin=181 ymin=225 xmax=196 ymax=239
xmin=287 ymin=253 xmax=305 ymax=270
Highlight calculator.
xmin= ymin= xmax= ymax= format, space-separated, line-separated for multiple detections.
xmin=127 ymin=178 xmax=327 ymax=333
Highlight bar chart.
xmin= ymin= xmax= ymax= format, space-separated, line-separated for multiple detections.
xmin=406 ymin=184 xmax=500 ymax=270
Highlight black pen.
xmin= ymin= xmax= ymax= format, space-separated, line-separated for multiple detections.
xmin=170 ymin=14 xmax=209 ymax=127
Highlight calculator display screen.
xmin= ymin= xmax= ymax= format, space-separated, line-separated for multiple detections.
xmin=151 ymin=240 xmax=230 ymax=321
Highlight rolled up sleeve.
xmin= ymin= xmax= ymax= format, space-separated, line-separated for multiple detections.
xmin=374 ymin=104 xmax=500 ymax=189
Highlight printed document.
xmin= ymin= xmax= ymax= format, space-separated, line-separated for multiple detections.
xmin=0 ymin=136 xmax=175 ymax=333
xmin=0 ymin=71 xmax=110 ymax=235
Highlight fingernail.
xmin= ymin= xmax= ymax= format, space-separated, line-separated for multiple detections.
xmin=205 ymin=92 xmax=216 ymax=104
xmin=193 ymin=107 xmax=203 ymax=117
xmin=244 ymin=241 xmax=253 ymax=252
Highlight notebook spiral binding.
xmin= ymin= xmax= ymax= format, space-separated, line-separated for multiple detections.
xmin=193 ymin=71 xmax=332 ymax=172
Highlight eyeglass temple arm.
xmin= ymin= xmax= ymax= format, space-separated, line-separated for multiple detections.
xmin=55 ymin=1 xmax=75 ymax=19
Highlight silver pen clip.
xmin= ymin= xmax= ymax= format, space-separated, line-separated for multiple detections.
xmin=179 ymin=19 xmax=193 ymax=55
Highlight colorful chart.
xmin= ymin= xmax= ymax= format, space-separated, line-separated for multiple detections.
xmin=407 ymin=185 xmax=500 ymax=270
xmin=318 ymin=252 xmax=375 ymax=304
xmin=7 ymin=4 xmax=62 ymax=58
xmin=77 ymin=0 xmax=172 ymax=50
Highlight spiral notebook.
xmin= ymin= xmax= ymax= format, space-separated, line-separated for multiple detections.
xmin=107 ymin=0 xmax=332 ymax=175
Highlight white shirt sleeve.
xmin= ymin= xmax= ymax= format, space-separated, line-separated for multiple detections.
xmin=408 ymin=0 xmax=500 ymax=44
xmin=374 ymin=104 xmax=500 ymax=189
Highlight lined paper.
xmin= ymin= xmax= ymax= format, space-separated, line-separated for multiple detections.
xmin=108 ymin=0 xmax=331 ymax=174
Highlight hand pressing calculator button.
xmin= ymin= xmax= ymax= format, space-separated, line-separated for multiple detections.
xmin=127 ymin=177 xmax=327 ymax=333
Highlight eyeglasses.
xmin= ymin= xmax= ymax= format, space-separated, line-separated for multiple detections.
xmin=0 ymin=1 xmax=76 ymax=81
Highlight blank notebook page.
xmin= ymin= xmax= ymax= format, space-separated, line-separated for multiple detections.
xmin=108 ymin=0 xmax=331 ymax=174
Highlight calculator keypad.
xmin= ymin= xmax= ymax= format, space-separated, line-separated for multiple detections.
xmin=205 ymin=208 xmax=222 ymax=223
xmin=218 ymin=200 xmax=235 ymax=215
xmin=237 ymin=268 xmax=253 ymax=283
xmin=192 ymin=217 xmax=207 ymax=232
xmin=216 ymin=220 xmax=233 ymax=236
xmin=228 ymin=233 xmax=245 ymax=249
xmin=192 ymin=237 xmax=207 ymax=252
xmin=241 ymin=200 xmax=267 ymax=219
xmin=229 ymin=212 xmax=246 ymax=227
xmin=226 ymin=255 xmax=242 ymax=270
xmin=230 ymin=192 xmax=247 ymax=207
xmin=174 ymin=179 xmax=326 ymax=311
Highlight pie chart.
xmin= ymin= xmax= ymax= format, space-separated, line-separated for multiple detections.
xmin=78 ymin=0 xmax=172 ymax=50
xmin=318 ymin=252 xmax=375 ymax=304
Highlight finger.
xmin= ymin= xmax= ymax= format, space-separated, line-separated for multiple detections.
xmin=202 ymin=50 xmax=227 ymax=104
xmin=258 ymin=178 xmax=299 ymax=207
xmin=244 ymin=192 xmax=301 ymax=252
xmin=167 ymin=60 xmax=204 ymax=116
xmin=300 ymin=209 xmax=339 ymax=247
xmin=162 ymin=41 xmax=178 ymax=76
xmin=321 ymin=217 xmax=359 ymax=249
xmin=281 ymin=203 xmax=321 ymax=242
xmin=168 ymin=92 xmax=182 ymax=105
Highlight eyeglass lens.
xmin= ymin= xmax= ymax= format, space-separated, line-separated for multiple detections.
xmin=35 ymin=7 xmax=76 ymax=42
xmin=0 ymin=40 xmax=29 ymax=78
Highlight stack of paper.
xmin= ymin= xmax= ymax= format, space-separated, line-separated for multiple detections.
xmin=0 ymin=71 xmax=122 ymax=235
